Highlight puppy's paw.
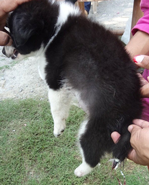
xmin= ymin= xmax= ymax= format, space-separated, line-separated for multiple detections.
xmin=53 ymin=124 xmax=66 ymax=137
xmin=74 ymin=162 xmax=93 ymax=177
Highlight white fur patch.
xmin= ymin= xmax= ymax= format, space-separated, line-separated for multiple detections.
xmin=74 ymin=162 xmax=93 ymax=177
xmin=18 ymin=46 xmax=47 ymax=81
xmin=44 ymin=1 xmax=80 ymax=52
xmin=74 ymin=120 xmax=93 ymax=177
xmin=37 ymin=53 xmax=47 ymax=81
xmin=56 ymin=1 xmax=80 ymax=26
xmin=48 ymin=87 xmax=72 ymax=137
xmin=4 ymin=46 xmax=16 ymax=58
xmin=78 ymin=120 xmax=88 ymax=137
xmin=78 ymin=120 xmax=88 ymax=163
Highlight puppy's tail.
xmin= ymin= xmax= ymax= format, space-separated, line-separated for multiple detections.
xmin=112 ymin=120 xmax=132 ymax=162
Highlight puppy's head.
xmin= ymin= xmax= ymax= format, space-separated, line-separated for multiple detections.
xmin=3 ymin=1 xmax=46 ymax=59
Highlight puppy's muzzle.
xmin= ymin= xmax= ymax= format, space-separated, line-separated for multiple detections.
xmin=2 ymin=46 xmax=19 ymax=59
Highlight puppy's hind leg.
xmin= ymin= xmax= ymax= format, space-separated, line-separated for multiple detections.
xmin=74 ymin=120 xmax=94 ymax=177
xmin=48 ymin=88 xmax=71 ymax=137
xmin=74 ymin=117 xmax=110 ymax=177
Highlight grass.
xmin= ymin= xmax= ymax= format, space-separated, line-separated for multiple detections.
xmin=0 ymin=99 xmax=149 ymax=185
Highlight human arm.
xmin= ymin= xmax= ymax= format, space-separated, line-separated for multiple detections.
xmin=125 ymin=0 xmax=149 ymax=57
xmin=125 ymin=32 xmax=149 ymax=98
xmin=132 ymin=55 xmax=149 ymax=97
xmin=0 ymin=0 xmax=31 ymax=46
xmin=125 ymin=0 xmax=149 ymax=97
xmin=125 ymin=31 xmax=149 ymax=59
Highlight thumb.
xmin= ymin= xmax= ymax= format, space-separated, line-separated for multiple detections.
xmin=128 ymin=124 xmax=141 ymax=133
xmin=133 ymin=55 xmax=149 ymax=69
xmin=0 ymin=31 xmax=11 ymax=46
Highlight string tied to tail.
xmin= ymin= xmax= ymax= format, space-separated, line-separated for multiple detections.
xmin=109 ymin=158 xmax=126 ymax=185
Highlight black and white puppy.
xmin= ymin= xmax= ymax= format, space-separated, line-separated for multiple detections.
xmin=3 ymin=0 xmax=142 ymax=177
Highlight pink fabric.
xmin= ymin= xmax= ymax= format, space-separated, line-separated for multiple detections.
xmin=142 ymin=69 xmax=149 ymax=121
xmin=132 ymin=0 xmax=149 ymax=121
xmin=132 ymin=0 xmax=149 ymax=35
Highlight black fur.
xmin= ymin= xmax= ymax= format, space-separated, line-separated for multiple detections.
xmin=66 ymin=0 xmax=77 ymax=4
xmin=8 ymin=0 xmax=59 ymax=54
xmin=7 ymin=0 xmax=142 ymax=169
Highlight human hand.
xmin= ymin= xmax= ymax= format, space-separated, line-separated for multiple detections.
xmin=111 ymin=119 xmax=149 ymax=166
xmin=0 ymin=0 xmax=31 ymax=46
xmin=133 ymin=55 xmax=149 ymax=69
xmin=133 ymin=55 xmax=149 ymax=98
xmin=137 ymin=73 xmax=149 ymax=98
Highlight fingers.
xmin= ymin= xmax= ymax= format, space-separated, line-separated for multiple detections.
xmin=127 ymin=149 xmax=138 ymax=163
xmin=128 ymin=124 xmax=141 ymax=149
xmin=111 ymin=120 xmax=149 ymax=166
xmin=0 ymin=0 xmax=31 ymax=15
xmin=136 ymin=71 xmax=149 ymax=98
xmin=140 ymin=83 xmax=149 ymax=98
xmin=133 ymin=119 xmax=149 ymax=128
xmin=0 ymin=0 xmax=29 ymax=45
xmin=137 ymin=73 xmax=148 ymax=86
xmin=127 ymin=149 xmax=146 ymax=165
xmin=111 ymin=132 xmax=120 ymax=143
xmin=133 ymin=55 xmax=149 ymax=69
xmin=128 ymin=124 xmax=141 ymax=133
xmin=0 ymin=31 xmax=12 ymax=46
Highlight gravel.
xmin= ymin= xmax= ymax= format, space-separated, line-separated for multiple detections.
xmin=0 ymin=49 xmax=48 ymax=100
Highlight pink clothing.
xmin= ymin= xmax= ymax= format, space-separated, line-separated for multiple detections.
xmin=132 ymin=0 xmax=149 ymax=35
xmin=132 ymin=0 xmax=149 ymax=121
xmin=142 ymin=70 xmax=149 ymax=121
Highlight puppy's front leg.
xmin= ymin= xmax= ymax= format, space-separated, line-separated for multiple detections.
xmin=48 ymin=88 xmax=71 ymax=137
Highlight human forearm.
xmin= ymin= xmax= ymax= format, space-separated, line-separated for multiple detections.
xmin=125 ymin=31 xmax=149 ymax=98
xmin=125 ymin=31 xmax=149 ymax=59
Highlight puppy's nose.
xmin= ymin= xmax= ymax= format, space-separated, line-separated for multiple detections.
xmin=2 ymin=47 xmax=6 ymax=55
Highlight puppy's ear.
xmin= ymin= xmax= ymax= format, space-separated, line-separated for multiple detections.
xmin=12 ymin=18 xmax=44 ymax=47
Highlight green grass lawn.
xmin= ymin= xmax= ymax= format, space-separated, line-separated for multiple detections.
xmin=0 ymin=99 xmax=148 ymax=185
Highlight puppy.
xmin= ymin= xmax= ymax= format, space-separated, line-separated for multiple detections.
xmin=3 ymin=0 xmax=142 ymax=177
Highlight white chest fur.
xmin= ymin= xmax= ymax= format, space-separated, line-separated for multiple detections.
xmin=37 ymin=53 xmax=47 ymax=81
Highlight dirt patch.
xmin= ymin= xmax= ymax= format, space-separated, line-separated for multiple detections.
xmin=0 ymin=48 xmax=48 ymax=100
